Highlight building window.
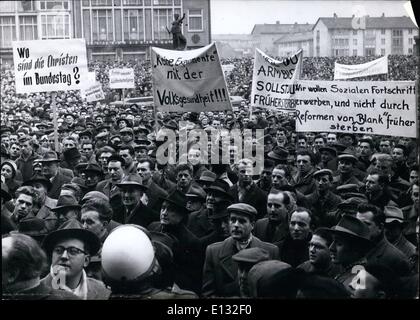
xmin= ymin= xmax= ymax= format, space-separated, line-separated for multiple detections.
xmin=124 ymin=9 xmax=144 ymax=41
xmin=408 ymin=48 xmax=412 ymax=54
xmin=91 ymin=0 xmax=113 ymax=6
xmin=41 ymin=14 xmax=70 ymax=39
xmin=408 ymin=29 xmax=412 ymax=34
xmin=353 ymin=49 xmax=357 ymax=56
xmin=123 ymin=0 xmax=143 ymax=5
xmin=381 ymin=38 xmax=385 ymax=45
xmin=19 ymin=16 xmax=38 ymax=41
xmin=353 ymin=30 xmax=357 ymax=35
xmin=39 ymin=0 xmax=69 ymax=10
xmin=153 ymin=0 xmax=172 ymax=5
xmin=0 ymin=16 xmax=16 ymax=48
xmin=353 ymin=39 xmax=357 ymax=45
xmin=153 ymin=8 xmax=174 ymax=40
xmin=92 ymin=9 xmax=113 ymax=41
xmin=381 ymin=48 xmax=385 ymax=55
xmin=381 ymin=29 xmax=385 ymax=35
xmin=408 ymin=38 xmax=413 ymax=45
xmin=188 ymin=9 xmax=203 ymax=32
xmin=18 ymin=1 xmax=36 ymax=11
xmin=0 ymin=2 xmax=16 ymax=12
xmin=391 ymin=29 xmax=403 ymax=54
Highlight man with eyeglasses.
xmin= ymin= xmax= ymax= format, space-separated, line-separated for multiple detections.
xmin=41 ymin=219 xmax=110 ymax=300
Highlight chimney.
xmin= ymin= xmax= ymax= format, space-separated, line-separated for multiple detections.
xmin=333 ymin=13 xmax=337 ymax=18
xmin=276 ymin=21 xmax=280 ymax=24
xmin=382 ymin=13 xmax=385 ymax=17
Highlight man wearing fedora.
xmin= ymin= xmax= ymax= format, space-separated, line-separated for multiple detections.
xmin=116 ymin=173 xmax=157 ymax=227
xmin=81 ymin=163 xmax=104 ymax=192
xmin=2 ymin=233 xmax=79 ymax=300
xmin=356 ymin=203 xmax=411 ymax=277
xmin=148 ymin=190 xmax=202 ymax=294
xmin=41 ymin=219 xmax=111 ymax=299
xmin=38 ymin=151 xmax=73 ymax=199
xmin=51 ymin=194 xmax=81 ymax=229
xmin=326 ymin=214 xmax=373 ymax=293
xmin=189 ymin=179 xmax=233 ymax=239
xmin=22 ymin=173 xmax=58 ymax=232
xmin=202 ymin=203 xmax=279 ymax=297
xmin=318 ymin=145 xmax=338 ymax=171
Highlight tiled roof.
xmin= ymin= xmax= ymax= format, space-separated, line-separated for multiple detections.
xmin=212 ymin=34 xmax=252 ymax=41
xmin=251 ymin=23 xmax=313 ymax=35
xmin=315 ymin=16 xmax=417 ymax=30
xmin=274 ymin=31 xmax=313 ymax=44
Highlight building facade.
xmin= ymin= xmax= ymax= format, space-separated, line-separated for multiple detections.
xmin=274 ymin=31 xmax=313 ymax=58
xmin=212 ymin=34 xmax=256 ymax=58
xmin=251 ymin=22 xmax=313 ymax=56
xmin=0 ymin=0 xmax=210 ymax=65
xmin=73 ymin=0 xmax=210 ymax=61
xmin=313 ymin=14 xmax=418 ymax=57
xmin=0 ymin=0 xmax=73 ymax=65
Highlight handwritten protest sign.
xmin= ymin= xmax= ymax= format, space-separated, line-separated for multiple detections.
xmin=12 ymin=39 xmax=88 ymax=94
xmin=250 ymin=48 xmax=302 ymax=111
xmin=292 ymin=80 xmax=417 ymax=137
xmin=151 ymin=42 xmax=232 ymax=112
xmin=334 ymin=56 xmax=388 ymax=80
xmin=80 ymin=72 xmax=105 ymax=102
xmin=109 ymin=68 xmax=135 ymax=89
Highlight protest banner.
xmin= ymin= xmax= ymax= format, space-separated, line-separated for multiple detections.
xmin=12 ymin=39 xmax=88 ymax=94
xmin=81 ymin=72 xmax=105 ymax=102
xmin=250 ymin=48 xmax=302 ymax=111
xmin=151 ymin=42 xmax=232 ymax=112
xmin=292 ymin=80 xmax=417 ymax=138
xmin=334 ymin=56 xmax=388 ymax=80
xmin=109 ymin=68 xmax=135 ymax=89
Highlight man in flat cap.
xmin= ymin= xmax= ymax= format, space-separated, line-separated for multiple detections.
xmin=202 ymin=203 xmax=278 ymax=297
xmin=383 ymin=206 xmax=417 ymax=272
xmin=232 ymin=247 xmax=270 ymax=297
xmin=307 ymin=169 xmax=342 ymax=228
xmin=333 ymin=153 xmax=364 ymax=190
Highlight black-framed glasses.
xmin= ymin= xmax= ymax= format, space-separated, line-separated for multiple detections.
xmin=53 ymin=246 xmax=87 ymax=256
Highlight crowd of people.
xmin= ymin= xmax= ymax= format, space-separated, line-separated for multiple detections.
xmin=1 ymin=54 xmax=419 ymax=300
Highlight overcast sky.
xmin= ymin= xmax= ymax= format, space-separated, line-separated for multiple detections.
xmin=210 ymin=0 xmax=413 ymax=34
